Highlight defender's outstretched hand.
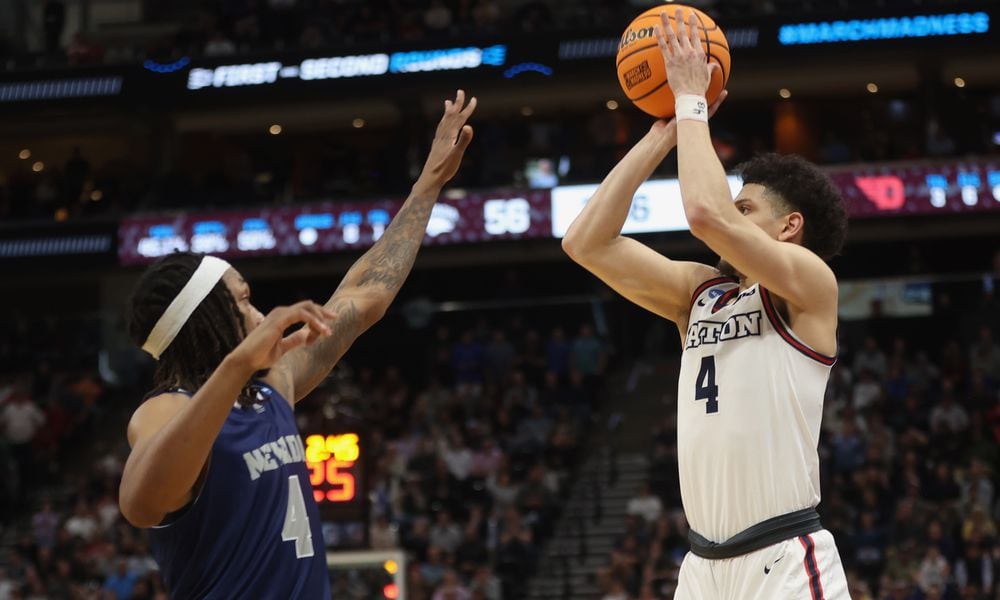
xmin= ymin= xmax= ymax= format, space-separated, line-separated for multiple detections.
xmin=417 ymin=89 xmax=477 ymax=189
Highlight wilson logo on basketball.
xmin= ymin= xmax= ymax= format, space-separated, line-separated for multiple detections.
xmin=623 ymin=61 xmax=652 ymax=90
xmin=619 ymin=26 xmax=655 ymax=50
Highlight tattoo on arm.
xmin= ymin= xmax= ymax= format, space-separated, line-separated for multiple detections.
xmin=292 ymin=298 xmax=362 ymax=399
xmin=350 ymin=193 xmax=437 ymax=293
xmin=284 ymin=189 xmax=437 ymax=402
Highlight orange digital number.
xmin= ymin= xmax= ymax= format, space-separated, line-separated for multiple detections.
xmin=306 ymin=433 xmax=360 ymax=504
xmin=305 ymin=435 xmax=330 ymax=463
xmin=326 ymin=461 xmax=355 ymax=502
xmin=307 ymin=461 xmax=325 ymax=486
xmin=328 ymin=434 xmax=360 ymax=462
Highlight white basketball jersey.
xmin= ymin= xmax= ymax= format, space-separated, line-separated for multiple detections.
xmin=677 ymin=277 xmax=835 ymax=543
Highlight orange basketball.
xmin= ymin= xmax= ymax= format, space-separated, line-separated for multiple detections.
xmin=616 ymin=5 xmax=731 ymax=119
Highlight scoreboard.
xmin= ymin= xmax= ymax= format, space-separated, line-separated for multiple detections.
xmin=304 ymin=431 xmax=367 ymax=522
xmin=117 ymin=159 xmax=1000 ymax=265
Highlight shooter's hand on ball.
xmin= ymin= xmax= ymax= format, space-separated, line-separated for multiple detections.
xmin=656 ymin=10 xmax=718 ymax=98
xmin=415 ymin=89 xmax=477 ymax=190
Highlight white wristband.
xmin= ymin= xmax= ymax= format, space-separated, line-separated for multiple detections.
xmin=675 ymin=94 xmax=709 ymax=123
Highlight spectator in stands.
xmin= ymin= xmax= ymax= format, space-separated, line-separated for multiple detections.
xmin=103 ymin=559 xmax=140 ymax=600
xmin=432 ymin=571 xmax=470 ymax=600
xmin=422 ymin=545 xmax=448 ymax=589
xmin=456 ymin=523 xmax=489 ymax=580
xmin=516 ymin=464 xmax=556 ymax=529
xmin=831 ymin=418 xmax=867 ymax=474
xmin=430 ymin=511 xmax=463 ymax=555
xmin=424 ymin=0 xmax=454 ymax=34
xmin=483 ymin=330 xmax=516 ymax=390
xmin=496 ymin=508 xmax=535 ymax=597
xmin=626 ymin=482 xmax=664 ymax=523
xmin=571 ymin=324 xmax=605 ymax=379
xmin=954 ymin=535 xmax=994 ymax=593
xmin=923 ymin=462 xmax=961 ymax=504
xmin=64 ymin=499 xmax=99 ymax=542
xmin=469 ymin=437 xmax=504 ymax=480
xmin=403 ymin=515 xmax=432 ymax=562
xmin=930 ymin=383 xmax=970 ymax=434
xmin=370 ymin=513 xmax=399 ymax=549
xmin=851 ymin=510 xmax=888 ymax=586
xmin=969 ymin=326 xmax=1000 ymax=380
xmin=1 ymin=388 xmax=45 ymax=487
xmin=471 ymin=0 xmax=501 ymax=31
xmin=42 ymin=0 xmax=65 ymax=54
xmin=451 ymin=331 xmax=484 ymax=395
xmin=204 ymin=30 xmax=237 ymax=56
xmin=853 ymin=336 xmax=888 ymax=379
xmin=961 ymin=459 xmax=995 ymax=514
xmin=439 ymin=429 xmax=473 ymax=481
xmin=917 ymin=545 xmax=950 ymax=593
xmin=486 ymin=469 xmax=520 ymax=510
xmin=545 ymin=328 xmax=571 ymax=377
xmin=852 ymin=368 xmax=883 ymax=412
xmin=469 ymin=564 xmax=501 ymax=600
xmin=31 ymin=499 xmax=60 ymax=550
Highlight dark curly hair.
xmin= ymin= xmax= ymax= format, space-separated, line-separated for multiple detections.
xmin=126 ymin=252 xmax=257 ymax=404
xmin=737 ymin=153 xmax=848 ymax=260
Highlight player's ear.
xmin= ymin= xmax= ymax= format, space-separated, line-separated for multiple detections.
xmin=778 ymin=211 xmax=804 ymax=243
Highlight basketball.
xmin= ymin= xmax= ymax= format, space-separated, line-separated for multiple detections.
xmin=616 ymin=4 xmax=731 ymax=118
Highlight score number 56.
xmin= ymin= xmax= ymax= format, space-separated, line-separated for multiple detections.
xmin=484 ymin=198 xmax=531 ymax=235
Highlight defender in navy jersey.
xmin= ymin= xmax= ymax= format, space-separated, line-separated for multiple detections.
xmin=563 ymin=11 xmax=851 ymax=599
xmin=120 ymin=91 xmax=477 ymax=599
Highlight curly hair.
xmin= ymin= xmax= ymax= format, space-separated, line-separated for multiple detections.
xmin=737 ymin=153 xmax=848 ymax=261
xmin=126 ymin=252 xmax=257 ymax=404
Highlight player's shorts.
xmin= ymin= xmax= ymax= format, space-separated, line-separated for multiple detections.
xmin=675 ymin=529 xmax=849 ymax=600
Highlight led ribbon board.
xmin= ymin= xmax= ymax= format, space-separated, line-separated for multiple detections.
xmin=778 ymin=11 xmax=989 ymax=45
xmin=187 ymin=45 xmax=507 ymax=90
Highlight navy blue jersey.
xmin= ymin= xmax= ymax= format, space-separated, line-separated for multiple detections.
xmin=148 ymin=382 xmax=328 ymax=599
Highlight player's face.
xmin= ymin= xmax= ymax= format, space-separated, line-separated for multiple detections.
xmin=222 ymin=269 xmax=265 ymax=335
xmin=732 ymin=184 xmax=788 ymax=238
xmin=717 ymin=184 xmax=802 ymax=278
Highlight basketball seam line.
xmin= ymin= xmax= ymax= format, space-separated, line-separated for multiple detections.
xmin=693 ymin=10 xmax=728 ymax=84
xmin=616 ymin=42 xmax=659 ymax=68
xmin=631 ymin=77 xmax=670 ymax=102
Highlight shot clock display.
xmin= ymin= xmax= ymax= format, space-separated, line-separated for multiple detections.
xmin=305 ymin=432 xmax=367 ymax=522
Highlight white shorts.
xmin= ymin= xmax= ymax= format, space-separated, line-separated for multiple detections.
xmin=675 ymin=529 xmax=850 ymax=600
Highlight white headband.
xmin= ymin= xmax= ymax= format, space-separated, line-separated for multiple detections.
xmin=142 ymin=256 xmax=232 ymax=360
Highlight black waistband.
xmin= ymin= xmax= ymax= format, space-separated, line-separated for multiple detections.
xmin=687 ymin=507 xmax=823 ymax=559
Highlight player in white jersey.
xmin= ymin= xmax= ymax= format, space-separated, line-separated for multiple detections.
xmin=562 ymin=10 xmax=851 ymax=600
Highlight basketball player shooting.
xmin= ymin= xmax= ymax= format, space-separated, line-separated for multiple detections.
xmin=118 ymin=91 xmax=475 ymax=598
xmin=563 ymin=10 xmax=851 ymax=600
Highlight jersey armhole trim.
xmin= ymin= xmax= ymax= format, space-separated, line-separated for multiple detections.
xmin=252 ymin=379 xmax=292 ymax=412
xmin=150 ymin=453 xmax=212 ymax=530
xmin=760 ymin=287 xmax=837 ymax=366
xmin=689 ymin=276 xmax=739 ymax=311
